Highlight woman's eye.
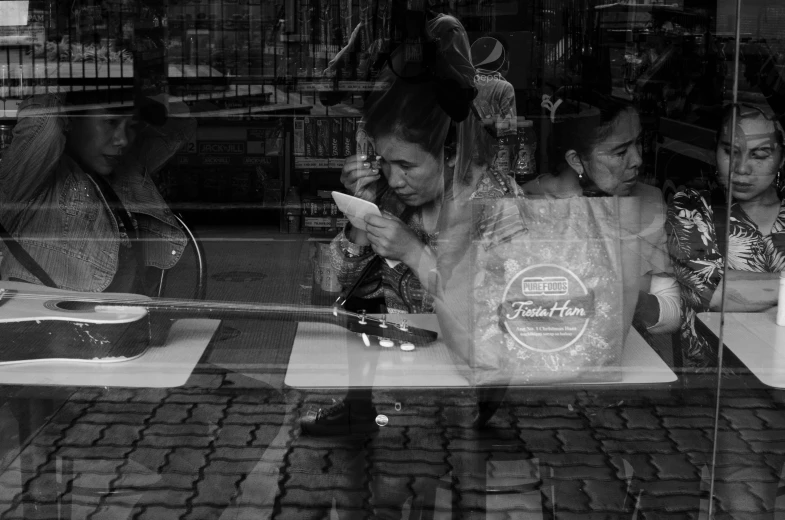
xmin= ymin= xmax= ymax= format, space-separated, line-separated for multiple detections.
xmin=752 ymin=152 xmax=772 ymax=160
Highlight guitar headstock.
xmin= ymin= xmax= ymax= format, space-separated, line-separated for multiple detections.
xmin=336 ymin=309 xmax=438 ymax=347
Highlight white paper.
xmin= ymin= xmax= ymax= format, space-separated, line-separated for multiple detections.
xmin=332 ymin=191 xmax=400 ymax=268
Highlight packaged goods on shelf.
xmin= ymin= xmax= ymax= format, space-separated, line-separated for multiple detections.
xmin=304 ymin=117 xmax=316 ymax=157
xmin=302 ymin=216 xmax=334 ymax=230
xmin=265 ymin=123 xmax=284 ymax=156
xmin=316 ymin=118 xmax=330 ymax=158
xmin=343 ymin=118 xmax=356 ymax=157
xmin=302 ymin=197 xmax=342 ymax=218
xmin=330 ymin=118 xmax=342 ymax=158
xmin=294 ymin=118 xmax=305 ymax=156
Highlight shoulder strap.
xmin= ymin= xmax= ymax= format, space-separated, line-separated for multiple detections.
xmin=0 ymin=221 xmax=57 ymax=287
xmin=0 ymin=175 xmax=144 ymax=290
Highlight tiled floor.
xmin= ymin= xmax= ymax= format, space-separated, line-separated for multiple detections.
xmin=2 ymin=226 xmax=785 ymax=519
xmin=4 ymin=380 xmax=785 ymax=519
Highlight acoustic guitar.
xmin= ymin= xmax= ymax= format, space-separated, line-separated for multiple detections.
xmin=0 ymin=281 xmax=438 ymax=364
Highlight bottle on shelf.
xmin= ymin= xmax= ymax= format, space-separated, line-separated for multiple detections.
xmin=514 ymin=119 xmax=538 ymax=186
xmin=493 ymin=114 xmax=515 ymax=175
xmin=284 ymin=186 xmax=302 ymax=233
xmin=18 ymin=65 xmax=30 ymax=99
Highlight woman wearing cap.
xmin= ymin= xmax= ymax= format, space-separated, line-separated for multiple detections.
xmin=0 ymin=91 xmax=195 ymax=295
xmin=667 ymin=104 xmax=785 ymax=369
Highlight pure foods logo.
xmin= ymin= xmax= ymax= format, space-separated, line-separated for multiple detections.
xmin=521 ymin=277 xmax=568 ymax=297
xmin=501 ymin=264 xmax=593 ymax=353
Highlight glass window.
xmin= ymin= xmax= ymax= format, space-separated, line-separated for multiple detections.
xmin=0 ymin=0 xmax=781 ymax=517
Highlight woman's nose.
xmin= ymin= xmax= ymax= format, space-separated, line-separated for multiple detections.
xmin=386 ymin=167 xmax=407 ymax=188
xmin=629 ymin=143 xmax=643 ymax=169
xmin=733 ymin=155 xmax=752 ymax=176
xmin=113 ymin=121 xmax=130 ymax=148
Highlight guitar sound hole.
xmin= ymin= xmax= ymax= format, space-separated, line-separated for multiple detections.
xmin=46 ymin=301 xmax=97 ymax=313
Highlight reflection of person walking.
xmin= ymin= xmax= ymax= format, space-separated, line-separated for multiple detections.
xmin=300 ymin=14 xmax=479 ymax=438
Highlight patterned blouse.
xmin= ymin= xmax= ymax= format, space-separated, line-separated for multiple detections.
xmin=666 ymin=188 xmax=785 ymax=368
xmin=330 ymin=167 xmax=523 ymax=314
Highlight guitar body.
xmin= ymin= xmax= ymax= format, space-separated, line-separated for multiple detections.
xmin=0 ymin=282 xmax=151 ymax=364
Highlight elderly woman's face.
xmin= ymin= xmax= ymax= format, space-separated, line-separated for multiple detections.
xmin=582 ymin=108 xmax=644 ymax=196
xmin=375 ymin=134 xmax=444 ymax=207
xmin=716 ymin=114 xmax=784 ymax=202
xmin=67 ymin=109 xmax=136 ymax=175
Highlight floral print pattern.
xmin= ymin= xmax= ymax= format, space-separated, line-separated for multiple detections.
xmin=666 ymin=188 xmax=785 ymax=368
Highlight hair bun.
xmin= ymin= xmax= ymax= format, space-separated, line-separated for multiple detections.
xmin=425 ymin=39 xmax=477 ymax=122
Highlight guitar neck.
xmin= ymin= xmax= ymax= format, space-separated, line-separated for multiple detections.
xmin=106 ymin=298 xmax=436 ymax=345
xmin=0 ymin=284 xmax=437 ymax=345
xmin=136 ymin=299 xmax=346 ymax=325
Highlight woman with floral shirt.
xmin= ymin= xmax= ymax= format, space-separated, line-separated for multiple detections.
xmin=667 ymin=104 xmax=785 ymax=369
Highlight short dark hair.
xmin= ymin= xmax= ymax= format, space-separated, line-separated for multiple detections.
xmin=363 ymin=78 xmax=451 ymax=159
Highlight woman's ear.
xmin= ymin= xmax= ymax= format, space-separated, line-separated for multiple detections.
xmin=565 ymin=150 xmax=584 ymax=175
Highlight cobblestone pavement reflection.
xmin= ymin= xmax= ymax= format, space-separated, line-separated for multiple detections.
xmin=2 ymin=376 xmax=784 ymax=519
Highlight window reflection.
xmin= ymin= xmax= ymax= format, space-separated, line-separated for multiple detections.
xmin=1 ymin=0 xmax=785 ymax=518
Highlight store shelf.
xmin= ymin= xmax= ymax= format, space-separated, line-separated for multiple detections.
xmin=293 ymin=80 xmax=389 ymax=93
xmin=168 ymin=201 xmax=282 ymax=211
xmin=294 ymin=157 xmax=344 ymax=169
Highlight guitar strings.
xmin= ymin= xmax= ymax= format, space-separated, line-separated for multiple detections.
xmin=0 ymin=291 xmax=426 ymax=334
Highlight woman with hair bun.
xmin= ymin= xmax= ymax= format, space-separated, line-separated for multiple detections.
xmin=302 ymin=13 xmax=526 ymax=436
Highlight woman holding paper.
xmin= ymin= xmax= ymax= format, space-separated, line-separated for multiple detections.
xmin=331 ymin=15 xmax=482 ymax=315
xmin=333 ymin=81 xmax=455 ymax=314
xmin=303 ymin=16 xmax=521 ymax=438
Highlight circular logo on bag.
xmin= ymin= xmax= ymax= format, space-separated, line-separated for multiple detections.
xmin=501 ymin=264 xmax=593 ymax=353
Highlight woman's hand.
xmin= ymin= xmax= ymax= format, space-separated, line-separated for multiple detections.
xmin=341 ymin=154 xmax=380 ymax=202
xmin=364 ymin=213 xmax=424 ymax=267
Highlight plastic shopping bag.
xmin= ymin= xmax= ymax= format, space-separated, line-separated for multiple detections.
xmin=435 ymin=195 xmax=641 ymax=386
